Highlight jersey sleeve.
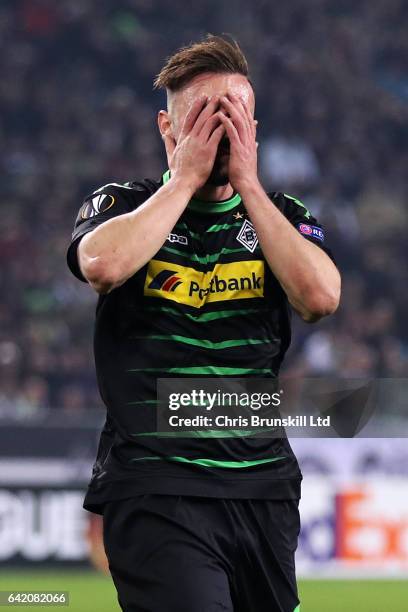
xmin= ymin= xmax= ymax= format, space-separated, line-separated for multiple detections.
xmin=66 ymin=183 xmax=135 ymax=282
xmin=270 ymin=192 xmax=335 ymax=263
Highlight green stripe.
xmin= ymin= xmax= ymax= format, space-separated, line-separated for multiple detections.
xmin=205 ymin=221 xmax=244 ymax=233
xmin=163 ymin=170 xmax=241 ymax=213
xmin=293 ymin=606 xmax=301 ymax=612
xmin=161 ymin=244 xmax=255 ymax=264
xmin=143 ymin=306 xmax=265 ymax=322
xmin=160 ymin=245 xmax=201 ymax=262
xmin=131 ymin=334 xmax=270 ymax=350
xmin=129 ymin=456 xmax=285 ymax=468
xmin=127 ymin=366 xmax=272 ymax=375
xmin=173 ymin=222 xmax=243 ymax=241
xmin=284 ymin=193 xmax=311 ymax=219
xmin=180 ymin=222 xmax=244 ymax=240
xmin=130 ymin=428 xmax=277 ymax=438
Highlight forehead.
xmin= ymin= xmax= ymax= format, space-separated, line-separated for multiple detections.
xmin=170 ymin=72 xmax=255 ymax=111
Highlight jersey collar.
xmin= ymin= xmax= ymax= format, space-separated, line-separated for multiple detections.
xmin=162 ymin=170 xmax=241 ymax=214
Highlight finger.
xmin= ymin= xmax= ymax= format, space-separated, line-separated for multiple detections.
xmin=200 ymin=110 xmax=224 ymax=141
xmin=221 ymin=95 xmax=245 ymax=130
xmin=252 ymin=120 xmax=258 ymax=141
xmin=220 ymin=96 xmax=246 ymax=142
xmin=238 ymin=96 xmax=257 ymax=137
xmin=207 ymin=123 xmax=226 ymax=149
xmin=227 ymin=93 xmax=256 ymax=142
xmin=193 ymin=95 xmax=221 ymax=136
xmin=238 ymin=94 xmax=254 ymax=125
xmin=180 ymin=95 xmax=207 ymax=138
xmin=162 ymin=132 xmax=176 ymax=160
xmin=229 ymin=93 xmax=254 ymax=141
xmin=219 ymin=113 xmax=240 ymax=145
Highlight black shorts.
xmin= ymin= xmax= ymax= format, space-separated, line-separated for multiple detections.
xmin=103 ymin=494 xmax=301 ymax=612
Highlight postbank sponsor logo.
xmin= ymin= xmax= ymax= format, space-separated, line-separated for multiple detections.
xmin=148 ymin=269 xmax=182 ymax=292
xmin=144 ymin=260 xmax=264 ymax=308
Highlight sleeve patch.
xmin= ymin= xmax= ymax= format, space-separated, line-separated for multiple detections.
xmin=80 ymin=194 xmax=115 ymax=219
xmin=298 ymin=223 xmax=324 ymax=241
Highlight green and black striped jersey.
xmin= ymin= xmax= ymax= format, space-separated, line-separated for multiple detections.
xmin=67 ymin=172 xmax=334 ymax=513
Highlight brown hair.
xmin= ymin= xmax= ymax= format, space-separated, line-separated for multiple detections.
xmin=154 ymin=34 xmax=249 ymax=92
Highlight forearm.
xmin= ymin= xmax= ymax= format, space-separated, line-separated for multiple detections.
xmin=79 ymin=176 xmax=194 ymax=293
xmin=239 ymin=179 xmax=341 ymax=321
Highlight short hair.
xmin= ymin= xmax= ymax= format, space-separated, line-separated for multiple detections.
xmin=154 ymin=34 xmax=249 ymax=92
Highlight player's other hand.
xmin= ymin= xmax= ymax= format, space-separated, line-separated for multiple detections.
xmin=162 ymin=95 xmax=226 ymax=192
xmin=219 ymin=93 xmax=258 ymax=192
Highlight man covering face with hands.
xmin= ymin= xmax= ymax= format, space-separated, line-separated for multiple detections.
xmin=67 ymin=35 xmax=340 ymax=612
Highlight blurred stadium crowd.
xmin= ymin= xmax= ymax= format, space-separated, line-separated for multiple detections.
xmin=0 ymin=0 xmax=407 ymax=419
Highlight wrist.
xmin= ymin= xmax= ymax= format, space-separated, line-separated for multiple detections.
xmin=235 ymin=175 xmax=262 ymax=199
xmin=167 ymin=173 xmax=197 ymax=200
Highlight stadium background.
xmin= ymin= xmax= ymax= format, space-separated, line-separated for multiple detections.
xmin=0 ymin=0 xmax=407 ymax=610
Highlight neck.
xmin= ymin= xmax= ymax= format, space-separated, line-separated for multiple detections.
xmin=193 ymin=182 xmax=234 ymax=201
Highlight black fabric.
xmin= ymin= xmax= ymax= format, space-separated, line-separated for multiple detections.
xmin=66 ymin=177 xmax=336 ymax=513
xmin=66 ymin=181 xmax=152 ymax=281
xmin=103 ymin=494 xmax=301 ymax=612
